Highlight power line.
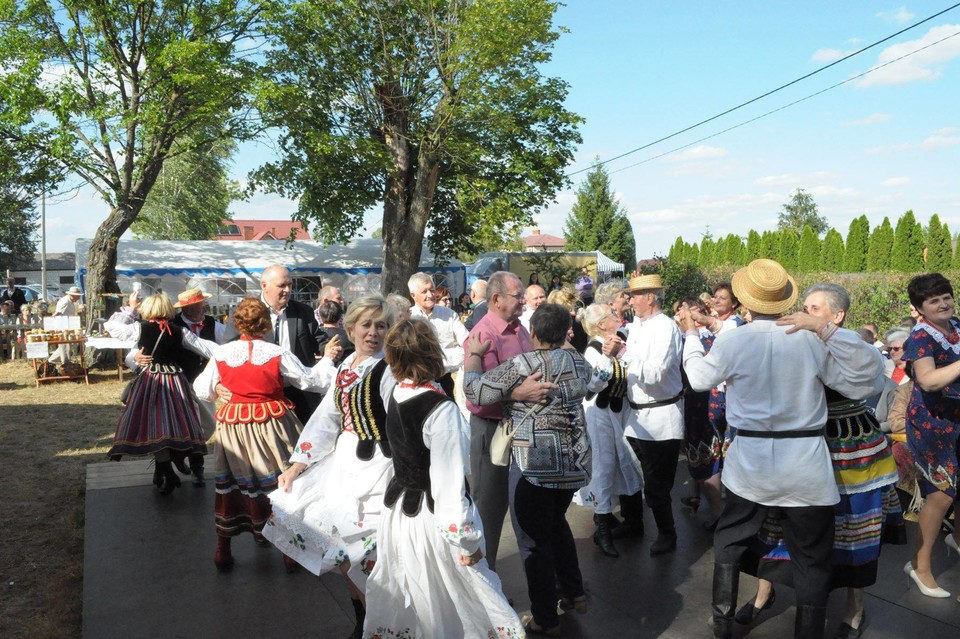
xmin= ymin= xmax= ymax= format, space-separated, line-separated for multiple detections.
xmin=568 ymin=1 xmax=960 ymax=178
xmin=608 ymin=28 xmax=960 ymax=176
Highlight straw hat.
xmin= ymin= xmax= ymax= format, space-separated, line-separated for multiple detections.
xmin=173 ymin=288 xmax=212 ymax=308
xmin=65 ymin=286 xmax=83 ymax=296
xmin=625 ymin=274 xmax=664 ymax=293
xmin=731 ymin=259 xmax=798 ymax=315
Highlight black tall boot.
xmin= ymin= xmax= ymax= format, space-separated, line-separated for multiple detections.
xmin=593 ymin=513 xmax=620 ymax=558
xmin=348 ymin=597 xmax=365 ymax=639
xmin=793 ymin=605 xmax=826 ymax=639
xmin=712 ymin=563 xmax=739 ymax=639
xmin=189 ymin=452 xmax=205 ymax=486
xmin=612 ymin=491 xmax=645 ymax=539
xmin=649 ymin=500 xmax=677 ymax=555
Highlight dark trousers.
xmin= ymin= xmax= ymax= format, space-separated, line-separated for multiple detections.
xmin=469 ymin=414 xmax=510 ymax=571
xmin=714 ymin=488 xmax=835 ymax=608
xmin=285 ymin=386 xmax=322 ymax=425
xmin=626 ymin=437 xmax=682 ymax=534
xmin=509 ymin=462 xmax=584 ymax=629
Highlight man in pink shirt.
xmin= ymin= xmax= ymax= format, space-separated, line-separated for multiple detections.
xmin=464 ymin=270 xmax=553 ymax=570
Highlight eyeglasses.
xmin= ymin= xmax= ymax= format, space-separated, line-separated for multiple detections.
xmin=887 ymin=346 xmax=904 ymax=352
xmin=501 ymin=292 xmax=524 ymax=300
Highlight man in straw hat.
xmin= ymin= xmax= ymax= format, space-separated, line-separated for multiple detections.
xmin=679 ymin=259 xmax=884 ymax=639
xmin=47 ymin=285 xmax=86 ymax=367
xmin=619 ymin=272 xmax=685 ymax=555
xmin=170 ymin=288 xmax=226 ymax=485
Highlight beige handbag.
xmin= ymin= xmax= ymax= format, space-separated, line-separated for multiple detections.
xmin=490 ymin=367 xmax=560 ymax=466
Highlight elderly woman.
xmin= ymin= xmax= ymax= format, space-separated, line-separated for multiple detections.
xmin=900 ymin=273 xmax=960 ymax=599
xmin=193 ymin=298 xmax=335 ymax=570
xmin=107 ymin=294 xmax=208 ymax=494
xmin=263 ymin=296 xmax=396 ymax=639
xmin=576 ymin=303 xmax=644 ymax=558
xmin=362 ymin=319 xmax=523 ymax=637
xmin=465 ymin=303 xmax=598 ymax=636
xmin=884 ymin=329 xmax=911 ymax=385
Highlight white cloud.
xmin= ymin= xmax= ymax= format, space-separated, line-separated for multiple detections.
xmin=812 ymin=48 xmax=855 ymax=62
xmin=661 ymin=145 xmax=727 ymax=163
xmin=855 ymin=24 xmax=960 ymax=87
xmin=931 ymin=126 xmax=957 ymax=136
xmin=881 ymin=176 xmax=911 ymax=187
xmin=848 ymin=113 xmax=892 ymax=126
xmin=876 ymin=7 xmax=914 ymax=23
xmin=753 ymin=172 xmax=836 ymax=187
xmin=866 ymin=126 xmax=960 ymax=153
xmin=921 ymin=132 xmax=960 ymax=148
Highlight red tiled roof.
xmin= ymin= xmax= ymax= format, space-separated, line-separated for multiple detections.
xmin=215 ymin=219 xmax=311 ymax=241
xmin=523 ymin=232 xmax=565 ymax=248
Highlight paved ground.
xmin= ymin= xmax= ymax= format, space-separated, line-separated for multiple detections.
xmin=83 ymin=458 xmax=960 ymax=638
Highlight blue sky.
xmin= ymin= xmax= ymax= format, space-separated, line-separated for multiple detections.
xmin=41 ymin=2 xmax=960 ymax=264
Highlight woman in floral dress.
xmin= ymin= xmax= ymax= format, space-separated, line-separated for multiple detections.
xmin=263 ymin=296 xmax=396 ymax=639
xmin=362 ymin=319 xmax=523 ymax=639
xmin=900 ymin=272 xmax=960 ymax=599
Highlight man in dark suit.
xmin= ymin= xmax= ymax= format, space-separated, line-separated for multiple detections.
xmin=1 ymin=277 xmax=28 ymax=313
xmin=463 ymin=279 xmax=488 ymax=330
xmin=223 ymin=265 xmax=327 ymax=423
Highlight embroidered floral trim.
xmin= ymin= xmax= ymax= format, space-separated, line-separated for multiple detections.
xmin=216 ymin=400 xmax=294 ymax=424
xmin=438 ymin=520 xmax=477 ymax=542
xmin=365 ymin=627 xmax=416 ymax=639
xmin=216 ymin=339 xmax=285 ymax=367
xmin=915 ymin=319 xmax=960 ymax=355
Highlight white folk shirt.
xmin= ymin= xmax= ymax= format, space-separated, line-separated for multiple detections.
xmin=411 ymin=304 xmax=470 ymax=374
xmin=519 ymin=307 xmax=535 ymax=333
xmin=622 ymin=311 xmax=684 ymax=441
xmin=682 ymin=320 xmax=885 ymax=507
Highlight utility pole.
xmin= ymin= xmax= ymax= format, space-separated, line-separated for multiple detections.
xmin=41 ymin=190 xmax=47 ymax=301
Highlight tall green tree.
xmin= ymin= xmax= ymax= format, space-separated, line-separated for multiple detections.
xmin=760 ymin=230 xmax=780 ymax=260
xmin=778 ymin=228 xmax=799 ymax=270
xmin=952 ymin=234 xmax=960 ymax=270
xmin=866 ymin=217 xmax=895 ymax=272
xmin=925 ymin=214 xmax=953 ymax=272
xmin=891 ymin=210 xmax=925 ymax=272
xmin=668 ymin=237 xmax=685 ymax=264
xmin=745 ymin=230 xmax=762 ymax=262
xmin=0 ymin=0 xmax=264 ymax=318
xmin=820 ymin=228 xmax=845 ymax=272
xmin=777 ymin=188 xmax=828 ymax=236
xmin=843 ymin=215 xmax=870 ymax=273
xmin=797 ymin=225 xmax=821 ymax=272
xmin=0 ymin=141 xmax=60 ymax=272
xmin=722 ymin=234 xmax=743 ymax=265
xmin=253 ymin=0 xmax=582 ymax=295
xmin=563 ymin=162 xmax=636 ymax=268
xmin=131 ymin=138 xmax=239 ymax=240
xmin=699 ymin=237 xmax=716 ymax=269
xmin=686 ymin=242 xmax=700 ymax=266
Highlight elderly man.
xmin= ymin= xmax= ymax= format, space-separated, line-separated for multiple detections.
xmin=464 ymin=270 xmax=552 ymax=571
xmin=620 ymin=274 xmax=684 ymax=555
xmin=313 ymin=285 xmax=344 ymax=325
xmin=680 ymin=260 xmax=884 ymax=639
xmin=464 ymin=279 xmax=489 ymax=330
xmin=408 ymin=272 xmax=469 ymax=397
xmin=224 ymin=265 xmax=326 ymax=423
xmin=48 ymin=286 xmax=85 ymax=366
xmin=595 ymin=281 xmax=630 ymax=331
xmin=1 ymin=277 xmax=27 ymax=313
xmin=519 ymin=283 xmax=546 ymax=332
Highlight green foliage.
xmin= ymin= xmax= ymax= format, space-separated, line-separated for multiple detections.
xmin=891 ymin=210 xmax=924 ymax=272
xmin=843 ymin=215 xmax=870 ymax=272
xmin=564 ymin=162 xmax=636 ymax=268
xmin=797 ymin=225 xmax=821 ymax=272
xmin=924 ymin=214 xmax=952 ymax=272
xmin=777 ymin=188 xmax=828 ymax=236
xmin=720 ymin=233 xmax=743 ymax=266
xmin=953 ymin=235 xmax=960 ymax=270
xmin=668 ymin=237 xmax=685 ymax=264
xmin=745 ymin=230 xmax=762 ymax=262
xmin=867 ymin=217 xmax=894 ymax=272
xmin=760 ymin=230 xmax=779 ymax=260
xmin=0 ymin=139 xmax=60 ymax=271
xmin=820 ymin=228 xmax=845 ymax=272
xmin=254 ymin=0 xmax=582 ymax=293
xmin=686 ymin=242 xmax=699 ymax=265
xmin=657 ymin=259 xmax=708 ymax=312
xmin=132 ymin=137 xmax=238 ymax=240
xmin=778 ymin=229 xmax=799 ymax=270
xmin=699 ymin=237 xmax=716 ymax=269
xmin=523 ymin=251 xmax=589 ymax=287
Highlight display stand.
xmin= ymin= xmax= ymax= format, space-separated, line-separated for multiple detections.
xmin=28 ymin=338 xmax=90 ymax=386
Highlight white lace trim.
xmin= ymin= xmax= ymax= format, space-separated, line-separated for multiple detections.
xmin=216 ymin=340 xmax=284 ymax=367
xmin=915 ymin=320 xmax=960 ymax=356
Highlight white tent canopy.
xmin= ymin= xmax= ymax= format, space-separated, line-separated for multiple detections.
xmin=74 ymin=238 xmax=467 ymax=307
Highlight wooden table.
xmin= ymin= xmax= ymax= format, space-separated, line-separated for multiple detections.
xmin=86 ymin=337 xmax=137 ymax=381
xmin=31 ymin=338 xmax=90 ymax=386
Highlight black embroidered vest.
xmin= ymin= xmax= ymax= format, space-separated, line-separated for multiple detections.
xmin=586 ymin=340 xmax=627 ymax=412
xmin=383 ymin=391 xmax=451 ymax=516
xmin=335 ymin=359 xmax=392 ymax=461
xmin=171 ymin=314 xmax=216 ymax=382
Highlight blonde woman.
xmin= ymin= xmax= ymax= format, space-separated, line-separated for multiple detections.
xmin=547 ymin=287 xmax=588 ymax=352
xmin=576 ymin=303 xmax=644 ymax=558
xmin=108 ymin=294 xmax=207 ymax=494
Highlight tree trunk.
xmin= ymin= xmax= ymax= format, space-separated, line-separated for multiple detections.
xmin=83 ymin=204 xmax=140 ymax=330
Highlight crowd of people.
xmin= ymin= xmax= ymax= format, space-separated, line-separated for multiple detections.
xmin=91 ymin=259 xmax=960 ymax=639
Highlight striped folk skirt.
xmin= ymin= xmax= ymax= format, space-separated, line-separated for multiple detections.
xmin=108 ymin=366 xmax=207 ymax=460
xmin=214 ymin=404 xmax=303 ymax=537
xmin=741 ymin=401 xmax=906 ymax=589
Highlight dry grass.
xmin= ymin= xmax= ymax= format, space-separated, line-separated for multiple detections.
xmin=0 ymin=359 xmax=125 ymax=639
